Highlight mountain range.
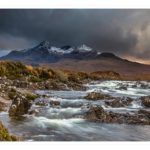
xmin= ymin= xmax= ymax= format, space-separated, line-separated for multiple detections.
xmin=1 ymin=40 xmax=150 ymax=79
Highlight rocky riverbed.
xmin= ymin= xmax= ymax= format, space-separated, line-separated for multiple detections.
xmin=0 ymin=80 xmax=150 ymax=141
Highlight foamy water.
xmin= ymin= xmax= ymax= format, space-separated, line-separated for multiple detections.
xmin=0 ymin=80 xmax=150 ymax=141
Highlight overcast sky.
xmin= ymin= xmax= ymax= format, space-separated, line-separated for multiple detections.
xmin=0 ymin=9 xmax=150 ymax=64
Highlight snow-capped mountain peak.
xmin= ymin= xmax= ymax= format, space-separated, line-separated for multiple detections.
xmin=38 ymin=40 xmax=51 ymax=49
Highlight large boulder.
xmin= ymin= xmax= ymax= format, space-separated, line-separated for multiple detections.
xmin=9 ymin=93 xmax=32 ymax=116
xmin=85 ymin=92 xmax=112 ymax=100
xmin=140 ymin=96 xmax=150 ymax=107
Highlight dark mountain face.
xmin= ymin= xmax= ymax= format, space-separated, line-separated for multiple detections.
xmin=1 ymin=41 xmax=62 ymax=63
xmin=61 ymin=45 xmax=72 ymax=50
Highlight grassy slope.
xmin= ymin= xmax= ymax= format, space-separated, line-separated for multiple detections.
xmin=0 ymin=61 xmax=121 ymax=82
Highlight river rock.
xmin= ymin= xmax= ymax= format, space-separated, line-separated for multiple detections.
xmin=85 ymin=106 xmax=150 ymax=125
xmin=138 ymin=109 xmax=150 ymax=118
xmin=116 ymin=85 xmax=127 ymax=90
xmin=85 ymin=92 xmax=112 ymax=100
xmin=141 ymin=96 xmax=150 ymax=107
xmin=9 ymin=93 xmax=32 ymax=116
xmin=105 ymin=97 xmax=133 ymax=107
xmin=50 ymin=100 xmax=60 ymax=106
xmin=105 ymin=99 xmax=124 ymax=107
xmin=85 ymin=106 xmax=113 ymax=123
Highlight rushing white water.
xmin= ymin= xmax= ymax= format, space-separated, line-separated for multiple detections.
xmin=0 ymin=80 xmax=150 ymax=141
xmin=86 ymin=80 xmax=150 ymax=98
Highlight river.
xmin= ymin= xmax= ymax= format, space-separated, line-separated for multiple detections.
xmin=0 ymin=80 xmax=150 ymax=141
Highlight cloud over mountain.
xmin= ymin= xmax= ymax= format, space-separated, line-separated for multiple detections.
xmin=0 ymin=9 xmax=149 ymax=63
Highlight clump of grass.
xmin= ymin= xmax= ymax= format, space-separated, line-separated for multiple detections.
xmin=0 ymin=121 xmax=18 ymax=141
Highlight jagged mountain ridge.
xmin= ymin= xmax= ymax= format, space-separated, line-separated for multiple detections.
xmin=0 ymin=40 xmax=121 ymax=63
xmin=1 ymin=41 xmax=102 ymax=63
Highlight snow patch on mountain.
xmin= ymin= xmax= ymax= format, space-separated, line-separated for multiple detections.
xmin=77 ymin=44 xmax=92 ymax=52
xmin=49 ymin=46 xmax=74 ymax=54
xmin=97 ymin=52 xmax=101 ymax=55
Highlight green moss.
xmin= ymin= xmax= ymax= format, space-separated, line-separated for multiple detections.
xmin=0 ymin=121 xmax=18 ymax=141
xmin=25 ymin=93 xmax=39 ymax=101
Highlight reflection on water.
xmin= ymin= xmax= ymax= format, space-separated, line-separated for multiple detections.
xmin=0 ymin=80 xmax=150 ymax=141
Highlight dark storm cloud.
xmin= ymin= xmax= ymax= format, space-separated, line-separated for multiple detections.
xmin=0 ymin=9 xmax=149 ymax=62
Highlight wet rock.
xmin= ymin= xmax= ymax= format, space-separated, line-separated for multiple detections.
xmin=85 ymin=106 xmax=113 ymax=123
xmin=85 ymin=106 xmax=150 ymax=125
xmin=105 ymin=99 xmax=124 ymax=107
xmin=138 ymin=109 xmax=150 ymax=118
xmin=105 ymin=97 xmax=133 ymax=107
xmin=85 ymin=92 xmax=112 ymax=100
xmin=50 ymin=100 xmax=60 ymax=106
xmin=141 ymin=96 xmax=150 ymax=107
xmin=9 ymin=93 xmax=32 ymax=116
xmin=116 ymin=86 xmax=127 ymax=90
xmin=124 ymin=114 xmax=150 ymax=125
xmin=126 ymin=97 xmax=133 ymax=103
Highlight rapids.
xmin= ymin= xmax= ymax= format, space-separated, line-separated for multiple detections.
xmin=0 ymin=80 xmax=150 ymax=141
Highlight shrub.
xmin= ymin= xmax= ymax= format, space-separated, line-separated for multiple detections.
xmin=54 ymin=70 xmax=68 ymax=82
